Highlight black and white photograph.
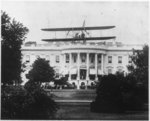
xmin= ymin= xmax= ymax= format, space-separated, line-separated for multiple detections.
xmin=1 ymin=0 xmax=149 ymax=120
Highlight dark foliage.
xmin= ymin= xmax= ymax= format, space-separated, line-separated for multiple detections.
xmin=1 ymin=11 xmax=29 ymax=85
xmin=91 ymin=73 xmax=148 ymax=113
xmin=1 ymin=84 xmax=59 ymax=119
xmin=127 ymin=45 xmax=148 ymax=103
xmin=54 ymin=76 xmax=68 ymax=86
xmin=1 ymin=86 xmax=27 ymax=119
xmin=91 ymin=46 xmax=148 ymax=113
xmin=27 ymin=58 xmax=55 ymax=84
xmin=122 ymin=74 xmax=147 ymax=110
xmin=23 ymin=82 xmax=59 ymax=119
xmin=91 ymin=74 xmax=124 ymax=113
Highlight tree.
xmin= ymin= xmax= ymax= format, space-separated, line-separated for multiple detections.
xmin=2 ymin=57 xmax=58 ymax=119
xmin=27 ymin=58 xmax=55 ymax=84
xmin=127 ymin=45 xmax=148 ymax=102
xmin=91 ymin=74 xmax=124 ymax=113
xmin=128 ymin=45 xmax=148 ymax=87
xmin=1 ymin=11 xmax=29 ymax=85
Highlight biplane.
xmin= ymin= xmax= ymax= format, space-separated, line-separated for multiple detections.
xmin=41 ymin=22 xmax=116 ymax=43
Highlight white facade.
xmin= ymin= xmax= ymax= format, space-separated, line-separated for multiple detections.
xmin=21 ymin=41 xmax=142 ymax=88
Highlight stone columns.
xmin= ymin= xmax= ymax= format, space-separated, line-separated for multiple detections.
xmin=69 ymin=53 xmax=71 ymax=81
xmin=101 ymin=54 xmax=104 ymax=74
xmin=77 ymin=53 xmax=80 ymax=80
xmin=64 ymin=53 xmax=66 ymax=66
xmin=86 ymin=53 xmax=89 ymax=81
xmin=77 ymin=53 xmax=80 ymax=89
xmin=95 ymin=53 xmax=98 ymax=81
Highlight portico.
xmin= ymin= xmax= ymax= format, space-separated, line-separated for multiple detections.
xmin=62 ymin=51 xmax=104 ymax=89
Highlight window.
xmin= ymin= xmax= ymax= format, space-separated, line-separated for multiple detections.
xmin=98 ymin=54 xmax=101 ymax=63
xmin=56 ymin=55 xmax=59 ymax=63
xmin=128 ymin=56 xmax=132 ymax=63
xmin=66 ymin=54 xmax=69 ymax=63
xmin=26 ymin=55 xmax=30 ymax=62
xmin=46 ymin=55 xmax=50 ymax=62
xmin=73 ymin=54 xmax=77 ymax=63
xmin=41 ymin=54 xmax=45 ymax=59
xmin=108 ymin=68 xmax=112 ymax=74
xmin=108 ymin=56 xmax=112 ymax=63
xmin=118 ymin=56 xmax=122 ymax=64
xmin=81 ymin=53 xmax=86 ymax=63
xmin=90 ymin=54 xmax=95 ymax=63
xmin=118 ymin=68 xmax=123 ymax=73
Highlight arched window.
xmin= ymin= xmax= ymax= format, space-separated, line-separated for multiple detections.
xmin=26 ymin=55 xmax=30 ymax=62
xmin=117 ymin=66 xmax=124 ymax=73
xmin=107 ymin=66 xmax=113 ymax=74
xmin=118 ymin=56 xmax=122 ymax=64
xmin=56 ymin=55 xmax=59 ymax=63
xmin=46 ymin=55 xmax=50 ymax=61
xmin=108 ymin=56 xmax=112 ymax=63
xmin=108 ymin=68 xmax=112 ymax=74
xmin=66 ymin=54 xmax=69 ymax=63
xmin=128 ymin=56 xmax=132 ymax=63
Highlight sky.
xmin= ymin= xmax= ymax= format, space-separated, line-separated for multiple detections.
xmin=1 ymin=1 xmax=149 ymax=45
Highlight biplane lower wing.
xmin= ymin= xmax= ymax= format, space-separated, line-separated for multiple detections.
xmin=42 ymin=36 xmax=116 ymax=42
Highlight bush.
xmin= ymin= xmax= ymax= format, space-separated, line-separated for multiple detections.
xmin=91 ymin=74 xmax=148 ymax=113
xmin=1 ymin=86 xmax=27 ymax=119
xmin=23 ymin=85 xmax=59 ymax=119
xmin=91 ymin=74 xmax=124 ymax=113
xmin=1 ymin=82 xmax=59 ymax=120
xmin=122 ymin=78 xmax=147 ymax=110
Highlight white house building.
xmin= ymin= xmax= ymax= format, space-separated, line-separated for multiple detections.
xmin=21 ymin=26 xmax=142 ymax=89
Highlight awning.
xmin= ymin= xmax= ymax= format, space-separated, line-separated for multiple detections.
xmin=90 ymin=69 xmax=96 ymax=75
xmin=62 ymin=69 xmax=69 ymax=75
xmin=98 ymin=69 xmax=103 ymax=75
xmin=70 ymin=68 xmax=77 ymax=74
xmin=61 ymin=67 xmax=69 ymax=75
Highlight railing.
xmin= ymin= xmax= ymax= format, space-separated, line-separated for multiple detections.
xmin=21 ymin=42 xmax=142 ymax=51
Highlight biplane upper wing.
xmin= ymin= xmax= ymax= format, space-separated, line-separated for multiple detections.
xmin=42 ymin=36 xmax=116 ymax=42
xmin=41 ymin=26 xmax=115 ymax=31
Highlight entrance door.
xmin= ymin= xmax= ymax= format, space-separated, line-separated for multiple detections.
xmin=80 ymin=69 xmax=86 ymax=80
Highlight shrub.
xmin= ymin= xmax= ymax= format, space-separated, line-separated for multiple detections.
xmin=122 ymin=74 xmax=147 ymax=111
xmin=23 ymin=85 xmax=59 ymax=119
xmin=91 ymin=74 xmax=147 ymax=113
xmin=91 ymin=74 xmax=124 ymax=113
xmin=1 ymin=83 xmax=59 ymax=120
xmin=1 ymin=86 xmax=27 ymax=119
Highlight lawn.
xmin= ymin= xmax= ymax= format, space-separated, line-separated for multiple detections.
xmin=46 ymin=89 xmax=96 ymax=100
xmin=46 ymin=89 xmax=148 ymax=120
xmin=55 ymin=103 xmax=148 ymax=120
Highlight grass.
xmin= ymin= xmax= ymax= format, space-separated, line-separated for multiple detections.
xmin=47 ymin=89 xmax=148 ymax=120
xmin=46 ymin=89 xmax=96 ymax=100
xmin=55 ymin=103 xmax=148 ymax=120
